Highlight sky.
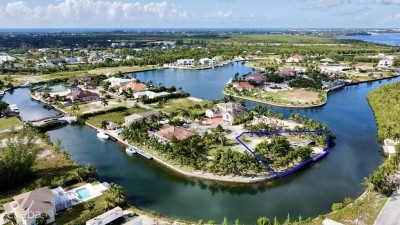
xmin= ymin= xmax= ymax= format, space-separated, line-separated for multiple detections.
xmin=0 ymin=0 xmax=399 ymax=28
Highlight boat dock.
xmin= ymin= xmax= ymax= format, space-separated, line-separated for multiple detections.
xmin=102 ymin=128 xmax=153 ymax=160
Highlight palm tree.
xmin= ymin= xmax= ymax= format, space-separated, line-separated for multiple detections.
xmin=4 ymin=213 xmax=16 ymax=225
xmin=35 ymin=213 xmax=50 ymax=225
xmin=84 ymin=200 xmax=95 ymax=217
xmin=109 ymin=183 xmax=126 ymax=205
xmin=100 ymin=120 xmax=108 ymax=130
xmin=101 ymin=97 xmax=109 ymax=109
xmin=257 ymin=216 xmax=271 ymax=225
xmin=71 ymin=104 xmax=80 ymax=115
xmin=85 ymin=163 xmax=98 ymax=179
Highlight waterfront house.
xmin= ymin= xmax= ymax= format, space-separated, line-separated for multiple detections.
xmin=67 ymin=76 xmax=92 ymax=86
xmin=279 ymin=67 xmax=298 ymax=79
xmin=356 ymin=65 xmax=375 ymax=73
xmin=206 ymin=102 xmax=245 ymax=124
xmin=118 ymin=82 xmax=147 ymax=94
xmin=3 ymin=187 xmax=56 ymax=225
xmin=245 ymin=74 xmax=267 ymax=83
xmin=104 ymin=77 xmax=132 ymax=88
xmin=205 ymin=108 xmax=223 ymax=118
xmin=287 ymin=54 xmax=306 ymax=63
xmin=124 ymin=110 xmax=160 ymax=125
xmin=133 ymin=91 xmax=169 ymax=99
xmin=86 ymin=207 xmax=123 ymax=225
xmin=66 ymin=85 xmax=100 ymax=102
xmin=176 ymin=59 xmax=195 ymax=66
xmin=199 ymin=58 xmax=214 ymax=65
xmin=151 ymin=125 xmax=195 ymax=142
xmin=378 ymin=59 xmax=394 ymax=68
xmin=232 ymin=82 xmax=257 ymax=91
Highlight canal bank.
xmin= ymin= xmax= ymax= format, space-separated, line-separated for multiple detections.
xmin=3 ymin=65 xmax=399 ymax=224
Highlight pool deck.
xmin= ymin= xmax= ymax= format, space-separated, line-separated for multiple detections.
xmin=68 ymin=183 xmax=104 ymax=204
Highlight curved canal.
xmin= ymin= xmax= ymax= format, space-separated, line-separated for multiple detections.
xmin=4 ymin=63 xmax=399 ymax=223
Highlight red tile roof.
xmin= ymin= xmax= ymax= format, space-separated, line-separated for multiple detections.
xmin=232 ymin=82 xmax=256 ymax=90
xmin=245 ymin=74 xmax=267 ymax=83
xmin=155 ymin=125 xmax=195 ymax=141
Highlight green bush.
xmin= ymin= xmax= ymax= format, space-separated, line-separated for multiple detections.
xmin=331 ymin=202 xmax=344 ymax=211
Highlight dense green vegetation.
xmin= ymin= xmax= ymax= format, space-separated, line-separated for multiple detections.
xmin=367 ymin=82 xmax=400 ymax=141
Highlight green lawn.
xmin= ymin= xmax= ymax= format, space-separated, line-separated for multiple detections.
xmin=86 ymin=107 xmax=149 ymax=127
xmin=0 ymin=117 xmax=22 ymax=130
xmin=64 ymin=99 xmax=126 ymax=115
xmin=151 ymin=98 xmax=211 ymax=115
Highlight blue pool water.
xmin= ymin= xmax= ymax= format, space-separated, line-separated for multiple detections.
xmin=76 ymin=188 xmax=91 ymax=200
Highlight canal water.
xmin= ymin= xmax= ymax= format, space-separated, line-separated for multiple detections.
xmin=5 ymin=63 xmax=399 ymax=223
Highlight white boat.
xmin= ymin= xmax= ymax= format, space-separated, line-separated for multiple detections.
xmin=9 ymin=104 xmax=19 ymax=113
xmin=0 ymin=91 xmax=5 ymax=96
xmin=125 ymin=146 xmax=137 ymax=154
xmin=226 ymin=78 xmax=232 ymax=85
xmin=97 ymin=131 xmax=109 ymax=140
xmin=20 ymin=81 xmax=31 ymax=88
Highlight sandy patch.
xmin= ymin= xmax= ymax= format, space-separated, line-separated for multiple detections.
xmin=281 ymin=88 xmax=319 ymax=103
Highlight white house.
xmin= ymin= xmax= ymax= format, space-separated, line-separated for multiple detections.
xmin=86 ymin=207 xmax=123 ymax=225
xmin=206 ymin=102 xmax=245 ymax=124
xmin=378 ymin=59 xmax=394 ymax=68
xmin=205 ymin=108 xmax=222 ymax=118
xmin=176 ymin=59 xmax=195 ymax=66
xmin=133 ymin=91 xmax=169 ymax=99
xmin=3 ymin=187 xmax=56 ymax=225
xmin=0 ymin=53 xmax=16 ymax=64
xmin=105 ymin=77 xmax=133 ymax=88
xmin=199 ymin=58 xmax=214 ymax=65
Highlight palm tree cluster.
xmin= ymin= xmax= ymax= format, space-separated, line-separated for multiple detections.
xmin=104 ymin=183 xmax=126 ymax=209
xmin=75 ymin=164 xmax=98 ymax=182
xmin=290 ymin=113 xmax=335 ymax=147
xmin=369 ymin=146 xmax=400 ymax=195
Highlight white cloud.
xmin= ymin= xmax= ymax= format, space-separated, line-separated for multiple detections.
xmin=0 ymin=0 xmax=188 ymax=24
xmin=374 ymin=0 xmax=400 ymax=4
xmin=313 ymin=0 xmax=352 ymax=8
xmin=205 ymin=10 xmax=233 ymax=18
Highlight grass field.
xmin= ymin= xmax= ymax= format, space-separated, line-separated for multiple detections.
xmin=0 ymin=117 xmax=22 ymax=130
xmin=86 ymin=107 xmax=149 ymax=127
xmin=5 ymin=65 xmax=159 ymax=86
xmin=64 ymin=99 xmax=126 ymax=114
xmin=151 ymin=97 xmax=211 ymax=115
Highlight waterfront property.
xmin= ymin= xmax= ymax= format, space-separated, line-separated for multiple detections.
xmin=86 ymin=207 xmax=123 ymax=225
xmin=150 ymin=124 xmax=195 ymax=142
xmin=119 ymin=82 xmax=147 ymax=94
xmin=206 ymin=102 xmax=246 ymax=124
xmin=124 ymin=110 xmax=160 ymax=125
xmin=66 ymin=85 xmax=100 ymax=103
xmin=3 ymin=187 xmax=56 ymax=225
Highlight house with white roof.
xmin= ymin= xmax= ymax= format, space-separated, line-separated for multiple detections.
xmin=199 ymin=58 xmax=214 ymax=65
xmin=176 ymin=59 xmax=195 ymax=66
xmin=378 ymin=59 xmax=394 ymax=68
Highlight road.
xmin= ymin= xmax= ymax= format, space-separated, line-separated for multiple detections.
xmin=374 ymin=190 xmax=400 ymax=225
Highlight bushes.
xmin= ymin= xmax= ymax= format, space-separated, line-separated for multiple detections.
xmin=141 ymin=92 xmax=190 ymax=104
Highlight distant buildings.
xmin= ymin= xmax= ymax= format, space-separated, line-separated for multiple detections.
xmin=356 ymin=65 xmax=375 ymax=73
xmin=199 ymin=58 xmax=214 ymax=65
xmin=0 ymin=53 xmax=16 ymax=64
xmin=176 ymin=59 xmax=195 ymax=66
xmin=287 ymin=54 xmax=306 ymax=63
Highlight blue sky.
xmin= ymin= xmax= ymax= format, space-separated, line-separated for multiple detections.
xmin=0 ymin=0 xmax=399 ymax=28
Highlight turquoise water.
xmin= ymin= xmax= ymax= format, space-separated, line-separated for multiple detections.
xmin=337 ymin=33 xmax=400 ymax=46
xmin=7 ymin=62 xmax=399 ymax=223
xmin=76 ymin=188 xmax=91 ymax=200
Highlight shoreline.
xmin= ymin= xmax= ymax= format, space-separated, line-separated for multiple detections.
xmin=223 ymin=91 xmax=327 ymax=109
xmin=84 ymin=121 xmax=277 ymax=184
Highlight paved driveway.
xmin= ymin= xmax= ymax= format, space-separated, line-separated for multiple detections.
xmin=374 ymin=190 xmax=400 ymax=225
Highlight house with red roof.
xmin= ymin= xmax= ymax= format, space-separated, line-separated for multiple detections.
xmin=287 ymin=54 xmax=306 ymax=63
xmin=232 ymin=82 xmax=256 ymax=91
xmin=245 ymin=74 xmax=267 ymax=83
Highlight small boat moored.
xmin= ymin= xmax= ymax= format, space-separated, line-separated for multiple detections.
xmin=97 ymin=131 xmax=109 ymax=140
xmin=125 ymin=146 xmax=137 ymax=154
xmin=0 ymin=91 xmax=5 ymax=96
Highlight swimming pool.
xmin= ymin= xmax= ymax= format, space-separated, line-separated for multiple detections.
xmin=76 ymin=188 xmax=91 ymax=200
